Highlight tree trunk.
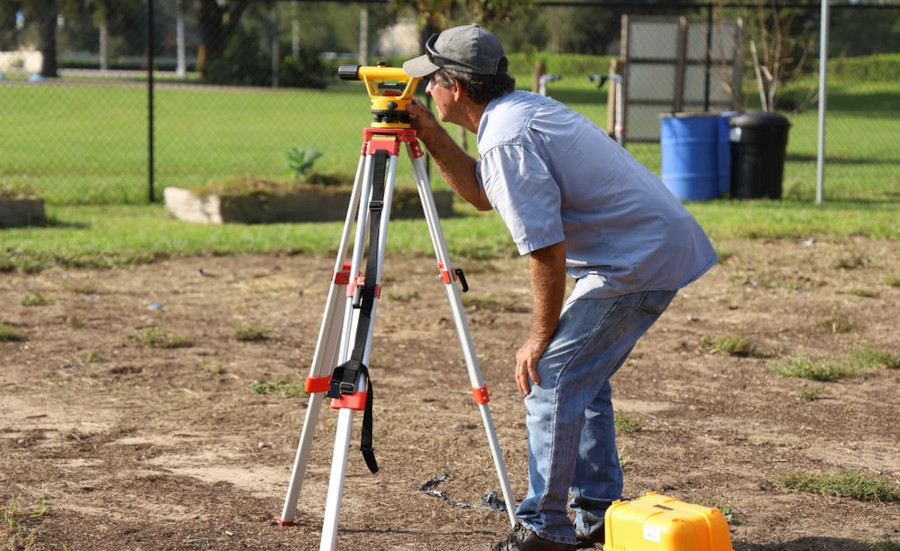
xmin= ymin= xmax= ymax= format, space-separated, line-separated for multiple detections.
xmin=194 ymin=0 xmax=251 ymax=77
xmin=33 ymin=0 xmax=58 ymax=77
xmin=195 ymin=0 xmax=226 ymax=72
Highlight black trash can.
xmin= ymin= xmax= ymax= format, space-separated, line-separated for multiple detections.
xmin=729 ymin=112 xmax=791 ymax=199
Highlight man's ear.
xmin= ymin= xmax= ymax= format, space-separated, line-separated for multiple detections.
xmin=452 ymin=79 xmax=466 ymax=101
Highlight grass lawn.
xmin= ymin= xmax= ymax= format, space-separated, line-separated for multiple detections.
xmin=1 ymin=56 xmax=897 ymax=272
xmin=2 ymin=59 xmax=898 ymax=205
xmin=1 ymin=198 xmax=896 ymax=274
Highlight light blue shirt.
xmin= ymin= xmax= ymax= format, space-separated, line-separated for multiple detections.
xmin=475 ymin=90 xmax=717 ymax=300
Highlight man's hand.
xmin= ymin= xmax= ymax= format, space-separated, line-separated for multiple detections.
xmin=515 ymin=334 xmax=549 ymax=397
xmin=407 ymin=98 xmax=441 ymax=143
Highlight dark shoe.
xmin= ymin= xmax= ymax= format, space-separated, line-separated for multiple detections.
xmin=477 ymin=523 xmax=576 ymax=551
xmin=574 ymin=529 xmax=604 ymax=549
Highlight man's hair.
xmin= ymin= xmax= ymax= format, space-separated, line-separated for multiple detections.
xmin=431 ymin=60 xmax=516 ymax=105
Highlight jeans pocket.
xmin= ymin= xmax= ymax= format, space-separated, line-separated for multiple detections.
xmin=637 ymin=290 xmax=675 ymax=315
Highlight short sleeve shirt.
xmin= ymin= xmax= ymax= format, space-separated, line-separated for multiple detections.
xmin=475 ymin=90 xmax=717 ymax=300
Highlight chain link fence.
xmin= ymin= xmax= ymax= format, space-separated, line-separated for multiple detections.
xmin=1 ymin=1 xmax=897 ymax=205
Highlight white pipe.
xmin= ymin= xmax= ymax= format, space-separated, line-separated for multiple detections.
xmin=175 ymin=0 xmax=185 ymax=79
xmin=816 ymin=0 xmax=830 ymax=204
xmin=539 ymin=74 xmax=561 ymax=96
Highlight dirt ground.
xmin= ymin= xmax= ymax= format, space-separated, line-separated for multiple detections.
xmin=1 ymin=237 xmax=898 ymax=551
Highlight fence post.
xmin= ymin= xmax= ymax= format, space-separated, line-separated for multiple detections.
xmin=704 ymin=2 xmax=713 ymax=112
xmin=148 ymin=0 xmax=155 ymax=203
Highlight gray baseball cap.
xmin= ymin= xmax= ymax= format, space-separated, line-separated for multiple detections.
xmin=403 ymin=24 xmax=507 ymax=78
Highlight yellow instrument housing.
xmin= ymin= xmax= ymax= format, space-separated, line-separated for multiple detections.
xmin=339 ymin=64 xmax=421 ymax=128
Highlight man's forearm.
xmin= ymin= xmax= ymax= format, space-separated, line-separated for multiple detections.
xmin=528 ymin=241 xmax=567 ymax=346
xmin=514 ymin=240 xmax=567 ymax=394
xmin=418 ymin=128 xmax=492 ymax=211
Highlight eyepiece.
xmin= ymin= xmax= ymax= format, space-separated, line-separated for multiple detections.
xmin=338 ymin=64 xmax=361 ymax=81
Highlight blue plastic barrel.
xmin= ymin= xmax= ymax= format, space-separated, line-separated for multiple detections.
xmin=660 ymin=114 xmax=720 ymax=201
xmin=718 ymin=112 xmax=737 ymax=196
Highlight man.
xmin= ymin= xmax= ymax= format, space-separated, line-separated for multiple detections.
xmin=403 ymin=25 xmax=717 ymax=551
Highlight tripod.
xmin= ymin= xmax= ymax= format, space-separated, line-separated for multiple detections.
xmin=275 ymin=65 xmax=516 ymax=551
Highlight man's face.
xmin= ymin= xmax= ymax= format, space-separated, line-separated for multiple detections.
xmin=425 ymin=76 xmax=459 ymax=124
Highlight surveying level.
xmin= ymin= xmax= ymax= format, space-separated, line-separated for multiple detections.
xmin=338 ymin=63 xmax=420 ymax=128
xmin=275 ymin=64 xmax=517 ymax=550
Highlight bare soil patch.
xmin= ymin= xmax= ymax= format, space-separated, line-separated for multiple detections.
xmin=1 ymin=237 xmax=898 ymax=550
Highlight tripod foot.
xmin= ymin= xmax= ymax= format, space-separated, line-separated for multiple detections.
xmin=273 ymin=516 xmax=295 ymax=527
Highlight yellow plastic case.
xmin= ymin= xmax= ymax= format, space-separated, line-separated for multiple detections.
xmin=603 ymin=492 xmax=733 ymax=551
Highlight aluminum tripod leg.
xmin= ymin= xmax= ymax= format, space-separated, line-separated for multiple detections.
xmin=408 ymin=149 xmax=517 ymax=527
xmin=276 ymin=155 xmax=366 ymax=526
xmin=319 ymin=148 xmax=398 ymax=551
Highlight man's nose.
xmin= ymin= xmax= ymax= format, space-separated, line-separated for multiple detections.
xmin=425 ymin=79 xmax=435 ymax=95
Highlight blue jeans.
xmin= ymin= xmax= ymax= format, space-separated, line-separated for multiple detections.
xmin=516 ymin=290 xmax=677 ymax=545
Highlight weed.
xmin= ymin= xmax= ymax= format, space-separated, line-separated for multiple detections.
xmin=713 ymin=247 xmax=734 ymax=263
xmin=21 ymin=291 xmax=54 ymax=307
xmin=82 ymin=350 xmax=106 ymax=363
xmin=286 ymin=146 xmax=323 ymax=179
xmin=617 ymin=449 xmax=630 ymax=471
xmin=815 ymin=311 xmax=858 ymax=334
xmin=614 ymin=413 xmax=642 ymax=434
xmin=200 ymin=359 xmax=225 ymax=374
xmin=837 ymin=288 xmax=876 ymax=298
xmin=884 ymin=274 xmax=900 ymax=287
xmin=461 ymin=295 xmax=528 ymax=313
xmin=127 ymin=326 xmax=192 ymax=349
xmin=1 ymin=489 xmax=64 ymax=550
xmin=868 ymin=540 xmax=900 ymax=551
xmin=250 ymin=379 xmax=306 ymax=398
xmin=385 ymin=290 xmax=420 ymax=302
xmin=774 ymin=469 xmax=900 ymax=502
xmin=65 ymin=282 xmax=101 ymax=295
xmin=833 ymin=252 xmax=868 ymax=270
xmin=715 ymin=505 xmax=742 ymax=525
xmin=64 ymin=429 xmax=92 ymax=442
xmin=233 ymin=325 xmax=270 ymax=342
xmin=769 ymin=357 xmax=844 ymax=382
xmin=0 ymin=176 xmax=36 ymax=198
xmin=66 ymin=314 xmax=86 ymax=329
xmin=852 ymin=346 xmax=900 ymax=370
xmin=696 ymin=499 xmax=743 ymax=526
xmin=0 ymin=324 xmax=26 ymax=342
xmin=701 ymin=333 xmax=756 ymax=357
xmin=2 ymin=496 xmax=36 ymax=549
xmin=461 ymin=295 xmax=504 ymax=311
xmin=799 ymin=387 xmax=823 ymax=401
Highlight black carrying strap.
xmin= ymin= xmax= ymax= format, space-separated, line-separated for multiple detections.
xmin=326 ymin=149 xmax=387 ymax=475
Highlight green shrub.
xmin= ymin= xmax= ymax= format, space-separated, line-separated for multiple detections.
xmin=280 ymin=49 xmax=330 ymax=89
xmin=831 ymin=53 xmax=900 ymax=83
xmin=203 ymin=28 xmax=271 ymax=87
